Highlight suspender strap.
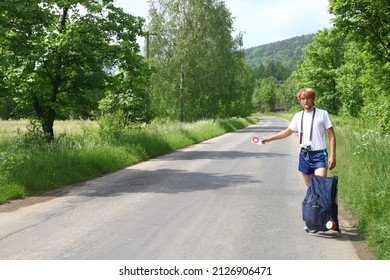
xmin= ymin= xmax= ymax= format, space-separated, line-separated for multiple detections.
xmin=300 ymin=108 xmax=316 ymax=144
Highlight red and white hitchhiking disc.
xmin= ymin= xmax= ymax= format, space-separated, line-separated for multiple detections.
xmin=251 ymin=136 xmax=263 ymax=145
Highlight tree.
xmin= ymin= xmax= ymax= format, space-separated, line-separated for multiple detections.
xmin=147 ymin=0 xmax=252 ymax=121
xmin=329 ymin=0 xmax=390 ymax=63
xmin=276 ymin=71 xmax=301 ymax=112
xmin=227 ymin=52 xmax=256 ymax=117
xmin=294 ymin=28 xmax=346 ymax=114
xmin=0 ymin=0 xmax=145 ymax=140
xmin=329 ymin=0 xmax=390 ymax=132
xmin=335 ymin=42 xmax=364 ymax=117
xmin=98 ymin=62 xmax=154 ymax=125
xmin=253 ymin=77 xmax=277 ymax=112
xmin=359 ymin=51 xmax=390 ymax=132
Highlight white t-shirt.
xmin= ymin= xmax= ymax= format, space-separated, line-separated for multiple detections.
xmin=289 ymin=108 xmax=333 ymax=151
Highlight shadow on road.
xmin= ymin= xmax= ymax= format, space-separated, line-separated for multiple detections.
xmin=159 ymin=150 xmax=289 ymax=161
xmin=77 ymin=168 xmax=263 ymax=197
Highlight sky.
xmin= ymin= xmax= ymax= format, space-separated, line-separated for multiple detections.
xmin=113 ymin=0 xmax=334 ymax=49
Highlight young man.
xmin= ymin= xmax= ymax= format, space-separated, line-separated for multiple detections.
xmin=261 ymin=88 xmax=336 ymax=187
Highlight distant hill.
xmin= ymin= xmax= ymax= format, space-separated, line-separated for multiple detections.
xmin=244 ymin=34 xmax=314 ymax=68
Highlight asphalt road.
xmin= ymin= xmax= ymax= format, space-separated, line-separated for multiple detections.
xmin=0 ymin=117 xmax=374 ymax=260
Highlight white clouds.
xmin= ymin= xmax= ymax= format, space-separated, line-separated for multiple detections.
xmin=114 ymin=0 xmax=333 ymax=48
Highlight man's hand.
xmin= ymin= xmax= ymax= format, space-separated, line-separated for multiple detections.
xmin=328 ymin=156 xmax=336 ymax=170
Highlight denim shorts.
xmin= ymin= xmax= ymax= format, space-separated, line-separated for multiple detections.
xmin=299 ymin=150 xmax=328 ymax=174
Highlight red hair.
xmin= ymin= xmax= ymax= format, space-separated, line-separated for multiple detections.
xmin=297 ymin=88 xmax=316 ymax=100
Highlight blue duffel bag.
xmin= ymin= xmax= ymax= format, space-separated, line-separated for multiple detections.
xmin=302 ymin=175 xmax=339 ymax=232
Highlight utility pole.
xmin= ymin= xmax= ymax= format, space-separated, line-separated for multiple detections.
xmin=179 ymin=61 xmax=184 ymax=122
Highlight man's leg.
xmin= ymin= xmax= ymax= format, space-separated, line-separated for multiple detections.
xmin=302 ymin=167 xmax=327 ymax=187
xmin=314 ymin=167 xmax=327 ymax=177
xmin=302 ymin=172 xmax=311 ymax=187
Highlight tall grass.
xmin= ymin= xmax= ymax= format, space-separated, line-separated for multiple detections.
xmin=330 ymin=116 xmax=390 ymax=259
xmin=0 ymin=116 xmax=258 ymax=204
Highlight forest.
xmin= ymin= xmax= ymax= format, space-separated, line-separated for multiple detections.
xmin=1 ymin=0 xmax=389 ymax=136
xmin=245 ymin=34 xmax=314 ymax=68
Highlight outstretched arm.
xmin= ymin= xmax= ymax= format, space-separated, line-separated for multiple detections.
xmin=262 ymin=128 xmax=294 ymax=143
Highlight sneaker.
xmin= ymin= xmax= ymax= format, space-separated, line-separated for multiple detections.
xmin=307 ymin=229 xmax=319 ymax=235
xmin=303 ymin=226 xmax=318 ymax=234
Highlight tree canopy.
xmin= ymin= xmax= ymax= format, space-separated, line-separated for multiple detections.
xmin=0 ymin=0 xmax=146 ymax=139
xmin=147 ymin=0 xmax=254 ymax=121
xmin=329 ymin=0 xmax=390 ymax=63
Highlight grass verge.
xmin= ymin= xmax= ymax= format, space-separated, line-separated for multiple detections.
xmin=330 ymin=116 xmax=390 ymax=260
xmin=0 ymin=116 xmax=258 ymax=204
